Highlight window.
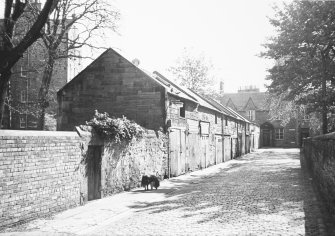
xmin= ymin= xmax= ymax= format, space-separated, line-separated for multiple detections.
xmin=180 ymin=103 xmax=185 ymax=118
xmin=19 ymin=116 xmax=26 ymax=129
xmin=247 ymin=110 xmax=255 ymax=121
xmin=215 ymin=114 xmax=218 ymax=124
xmin=20 ymin=66 xmax=27 ymax=77
xmin=225 ymin=117 xmax=228 ymax=126
xmin=20 ymin=90 xmax=27 ymax=103
xmin=275 ymin=128 xmax=284 ymax=140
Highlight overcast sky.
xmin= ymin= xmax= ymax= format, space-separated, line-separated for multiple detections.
xmin=106 ymin=0 xmax=278 ymax=93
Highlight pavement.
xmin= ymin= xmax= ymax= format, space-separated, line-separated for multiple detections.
xmin=1 ymin=149 xmax=335 ymax=236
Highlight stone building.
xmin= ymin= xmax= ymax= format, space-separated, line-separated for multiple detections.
xmin=2 ymin=1 xmax=68 ymax=130
xmin=57 ymin=48 xmax=259 ymax=177
xmin=219 ymin=86 xmax=309 ymax=147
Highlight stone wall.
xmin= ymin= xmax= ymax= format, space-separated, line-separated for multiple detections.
xmin=302 ymin=132 xmax=335 ymax=215
xmin=76 ymin=126 xmax=168 ymax=199
xmin=101 ymin=130 xmax=168 ymax=195
xmin=57 ymin=49 xmax=165 ymax=131
xmin=0 ymin=130 xmax=81 ymax=228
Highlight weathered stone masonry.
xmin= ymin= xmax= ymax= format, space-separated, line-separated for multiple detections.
xmin=302 ymin=132 xmax=335 ymax=215
xmin=0 ymin=130 xmax=81 ymax=228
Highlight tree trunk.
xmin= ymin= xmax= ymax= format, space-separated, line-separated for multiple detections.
xmin=0 ymin=71 xmax=12 ymax=128
xmin=37 ymin=53 xmax=55 ymax=130
xmin=321 ymin=54 xmax=329 ymax=134
xmin=321 ymin=75 xmax=328 ymax=134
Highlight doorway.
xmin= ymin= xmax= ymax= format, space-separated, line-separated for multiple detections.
xmin=262 ymin=129 xmax=271 ymax=147
xmin=87 ymin=145 xmax=102 ymax=201
xmin=260 ymin=122 xmax=274 ymax=147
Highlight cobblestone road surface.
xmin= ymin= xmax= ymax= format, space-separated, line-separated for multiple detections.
xmin=2 ymin=149 xmax=335 ymax=236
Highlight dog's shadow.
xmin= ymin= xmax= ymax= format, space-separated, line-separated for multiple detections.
xmin=131 ymin=188 xmax=174 ymax=194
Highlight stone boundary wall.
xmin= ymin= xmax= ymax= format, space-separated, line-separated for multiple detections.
xmin=0 ymin=130 xmax=82 ymax=228
xmin=302 ymin=132 xmax=335 ymax=215
xmin=77 ymin=127 xmax=168 ymax=198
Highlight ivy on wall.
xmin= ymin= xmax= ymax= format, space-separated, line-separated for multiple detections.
xmin=86 ymin=110 xmax=144 ymax=143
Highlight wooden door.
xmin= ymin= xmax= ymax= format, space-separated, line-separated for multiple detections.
xmin=187 ymin=133 xmax=200 ymax=171
xmin=263 ymin=129 xmax=270 ymax=147
xmin=224 ymin=136 xmax=231 ymax=162
xmin=169 ymin=128 xmax=186 ymax=177
xmin=169 ymin=129 xmax=180 ymax=177
xmin=215 ymin=135 xmax=223 ymax=164
xmin=179 ymin=130 xmax=186 ymax=175
xmin=200 ymin=136 xmax=208 ymax=169
xmin=87 ymin=145 xmax=102 ymax=201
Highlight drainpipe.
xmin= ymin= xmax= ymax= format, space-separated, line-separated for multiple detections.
xmin=167 ymin=128 xmax=171 ymax=179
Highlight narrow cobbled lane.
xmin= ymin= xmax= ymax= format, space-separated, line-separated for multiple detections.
xmin=2 ymin=149 xmax=334 ymax=236
xmin=96 ymin=149 xmax=334 ymax=236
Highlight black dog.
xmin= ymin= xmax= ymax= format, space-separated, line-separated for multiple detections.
xmin=141 ymin=175 xmax=160 ymax=191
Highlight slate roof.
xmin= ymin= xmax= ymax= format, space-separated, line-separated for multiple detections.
xmin=220 ymin=92 xmax=269 ymax=111
xmin=152 ymin=71 xmax=222 ymax=114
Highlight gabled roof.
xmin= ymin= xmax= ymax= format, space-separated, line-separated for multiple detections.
xmin=58 ymin=49 xmax=112 ymax=94
xmin=226 ymin=98 xmax=238 ymax=111
xmin=244 ymin=97 xmax=257 ymax=110
xmin=152 ymin=72 xmax=222 ymax=114
xmin=225 ymin=107 xmax=251 ymax=123
xmin=57 ymin=48 xmax=222 ymax=115
xmin=220 ymin=92 xmax=269 ymax=111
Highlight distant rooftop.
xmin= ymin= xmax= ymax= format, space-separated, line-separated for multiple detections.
xmin=238 ymin=85 xmax=259 ymax=93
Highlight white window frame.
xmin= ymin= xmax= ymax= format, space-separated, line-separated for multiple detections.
xmin=20 ymin=90 xmax=27 ymax=103
xmin=247 ymin=110 xmax=255 ymax=121
xmin=20 ymin=66 xmax=27 ymax=77
xmin=275 ymin=128 xmax=284 ymax=140
xmin=19 ymin=116 xmax=26 ymax=129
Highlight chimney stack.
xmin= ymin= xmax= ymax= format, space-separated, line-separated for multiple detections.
xmin=219 ymin=81 xmax=224 ymax=95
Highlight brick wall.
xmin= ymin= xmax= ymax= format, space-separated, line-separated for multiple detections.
xmin=0 ymin=130 xmax=81 ymax=228
xmin=302 ymin=133 xmax=335 ymax=215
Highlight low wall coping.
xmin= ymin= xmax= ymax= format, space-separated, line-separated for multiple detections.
xmin=305 ymin=132 xmax=335 ymax=141
xmin=0 ymin=130 xmax=79 ymax=137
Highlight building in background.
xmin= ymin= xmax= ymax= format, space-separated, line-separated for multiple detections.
xmin=219 ymin=86 xmax=309 ymax=147
xmin=57 ymin=48 xmax=259 ymax=177
xmin=2 ymin=1 xmax=68 ymax=130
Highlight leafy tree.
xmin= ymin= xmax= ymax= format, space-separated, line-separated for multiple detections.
xmin=0 ymin=0 xmax=58 ymax=127
xmin=168 ymin=49 xmax=215 ymax=94
xmin=29 ymin=0 xmax=120 ymax=129
xmin=262 ymin=1 xmax=335 ymax=134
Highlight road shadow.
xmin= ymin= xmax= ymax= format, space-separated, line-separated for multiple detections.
xmin=126 ymin=150 xmax=334 ymax=235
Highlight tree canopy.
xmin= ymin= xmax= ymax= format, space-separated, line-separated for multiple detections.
xmin=168 ymin=49 xmax=215 ymax=94
xmin=262 ymin=1 xmax=335 ymax=134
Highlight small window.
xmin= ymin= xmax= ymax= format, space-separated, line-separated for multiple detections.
xmin=180 ymin=103 xmax=185 ymax=118
xmin=275 ymin=128 xmax=284 ymax=140
xmin=21 ymin=90 xmax=27 ymax=103
xmin=20 ymin=66 xmax=27 ymax=77
xmin=19 ymin=116 xmax=26 ymax=129
xmin=215 ymin=114 xmax=218 ymax=124
xmin=247 ymin=110 xmax=255 ymax=121
xmin=225 ymin=117 xmax=228 ymax=126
